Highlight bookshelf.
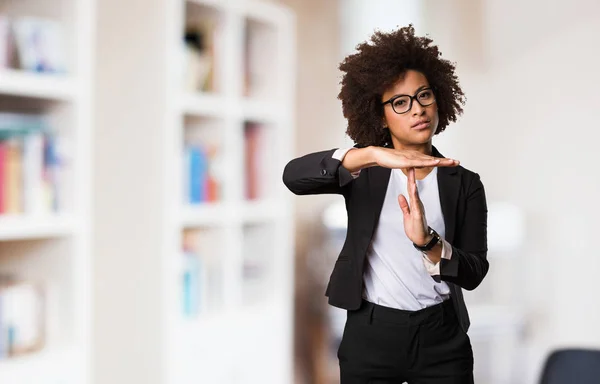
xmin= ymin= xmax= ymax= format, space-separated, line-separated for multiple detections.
xmin=0 ymin=0 xmax=93 ymax=383
xmin=165 ymin=1 xmax=296 ymax=382
xmin=93 ymin=0 xmax=295 ymax=383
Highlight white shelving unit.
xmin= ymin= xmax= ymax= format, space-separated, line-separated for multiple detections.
xmin=0 ymin=0 xmax=93 ymax=383
xmin=163 ymin=1 xmax=296 ymax=383
xmin=93 ymin=0 xmax=295 ymax=383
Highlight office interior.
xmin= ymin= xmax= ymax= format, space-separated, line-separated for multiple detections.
xmin=0 ymin=0 xmax=599 ymax=383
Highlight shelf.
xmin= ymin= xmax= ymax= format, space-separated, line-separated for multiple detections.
xmin=0 ymin=215 xmax=77 ymax=241
xmin=0 ymin=70 xmax=78 ymax=101
xmin=180 ymin=94 xmax=289 ymax=122
xmin=241 ymin=98 xmax=286 ymax=123
xmin=0 ymin=346 xmax=79 ymax=384
xmin=186 ymin=0 xmax=228 ymax=11
xmin=180 ymin=200 xmax=288 ymax=227
xmin=181 ymin=202 xmax=227 ymax=227
xmin=239 ymin=0 xmax=293 ymax=25
xmin=180 ymin=93 xmax=228 ymax=117
xmin=242 ymin=199 xmax=287 ymax=223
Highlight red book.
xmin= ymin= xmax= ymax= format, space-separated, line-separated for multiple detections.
xmin=244 ymin=123 xmax=260 ymax=200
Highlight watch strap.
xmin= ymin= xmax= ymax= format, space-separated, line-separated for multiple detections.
xmin=413 ymin=227 xmax=440 ymax=251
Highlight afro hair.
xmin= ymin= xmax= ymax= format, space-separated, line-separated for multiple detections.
xmin=338 ymin=24 xmax=466 ymax=147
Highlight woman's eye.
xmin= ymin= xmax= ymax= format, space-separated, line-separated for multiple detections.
xmin=419 ymin=91 xmax=432 ymax=98
xmin=394 ymin=100 xmax=406 ymax=106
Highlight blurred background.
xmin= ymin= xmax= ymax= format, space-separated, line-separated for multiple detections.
xmin=0 ymin=0 xmax=599 ymax=383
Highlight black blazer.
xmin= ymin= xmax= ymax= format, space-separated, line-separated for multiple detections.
xmin=282 ymin=145 xmax=489 ymax=332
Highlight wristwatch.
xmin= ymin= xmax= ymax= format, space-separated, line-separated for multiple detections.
xmin=413 ymin=227 xmax=441 ymax=252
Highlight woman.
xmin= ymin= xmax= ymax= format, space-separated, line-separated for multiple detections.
xmin=282 ymin=25 xmax=488 ymax=383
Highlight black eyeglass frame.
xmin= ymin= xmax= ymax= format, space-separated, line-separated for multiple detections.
xmin=381 ymin=87 xmax=436 ymax=114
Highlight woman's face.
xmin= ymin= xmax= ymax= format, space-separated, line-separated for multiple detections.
xmin=381 ymin=69 xmax=439 ymax=148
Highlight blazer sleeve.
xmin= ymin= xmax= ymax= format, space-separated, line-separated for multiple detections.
xmin=282 ymin=148 xmax=356 ymax=196
xmin=439 ymin=173 xmax=489 ymax=290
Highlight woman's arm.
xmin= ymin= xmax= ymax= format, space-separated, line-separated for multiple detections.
xmin=282 ymin=146 xmax=458 ymax=196
xmin=282 ymin=148 xmax=371 ymax=196
xmin=439 ymin=174 xmax=489 ymax=290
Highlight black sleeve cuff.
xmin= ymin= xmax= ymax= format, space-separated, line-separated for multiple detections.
xmin=440 ymin=246 xmax=460 ymax=278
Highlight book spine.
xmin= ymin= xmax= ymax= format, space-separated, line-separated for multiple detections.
xmin=0 ymin=141 xmax=6 ymax=214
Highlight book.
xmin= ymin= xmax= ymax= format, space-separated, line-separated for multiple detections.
xmin=181 ymin=228 xmax=222 ymax=317
xmin=183 ymin=142 xmax=221 ymax=205
xmin=0 ymin=113 xmax=63 ymax=215
xmin=0 ymin=278 xmax=46 ymax=359
xmin=0 ymin=15 xmax=11 ymax=69
xmin=244 ymin=122 xmax=275 ymax=200
xmin=183 ymin=18 xmax=219 ymax=92
xmin=11 ymin=16 xmax=66 ymax=73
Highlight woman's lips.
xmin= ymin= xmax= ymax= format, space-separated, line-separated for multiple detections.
xmin=412 ymin=121 xmax=430 ymax=130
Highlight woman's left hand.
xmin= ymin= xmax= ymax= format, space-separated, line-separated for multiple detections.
xmin=398 ymin=168 xmax=432 ymax=246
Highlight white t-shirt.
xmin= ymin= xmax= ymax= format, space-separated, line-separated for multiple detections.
xmin=362 ymin=167 xmax=451 ymax=310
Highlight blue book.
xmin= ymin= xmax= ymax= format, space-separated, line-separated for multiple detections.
xmin=0 ymin=293 xmax=4 ymax=359
xmin=182 ymin=250 xmax=201 ymax=316
xmin=43 ymin=133 xmax=59 ymax=211
xmin=188 ymin=146 xmax=208 ymax=203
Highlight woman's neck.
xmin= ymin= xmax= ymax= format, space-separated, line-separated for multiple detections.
xmin=391 ymin=138 xmax=433 ymax=156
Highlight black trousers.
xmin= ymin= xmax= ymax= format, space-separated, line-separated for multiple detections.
xmin=337 ymin=299 xmax=474 ymax=383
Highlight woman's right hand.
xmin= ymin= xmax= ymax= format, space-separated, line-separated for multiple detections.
xmin=373 ymin=147 xmax=459 ymax=169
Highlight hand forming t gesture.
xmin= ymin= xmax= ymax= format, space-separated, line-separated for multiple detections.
xmin=398 ymin=167 xmax=431 ymax=246
xmin=375 ymin=147 xmax=459 ymax=170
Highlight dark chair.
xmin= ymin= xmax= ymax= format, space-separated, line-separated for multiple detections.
xmin=539 ymin=348 xmax=600 ymax=384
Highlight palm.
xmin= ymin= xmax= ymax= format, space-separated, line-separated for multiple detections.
xmin=376 ymin=147 xmax=457 ymax=169
xmin=397 ymin=168 xmax=430 ymax=245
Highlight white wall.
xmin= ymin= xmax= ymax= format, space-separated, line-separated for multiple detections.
xmin=339 ymin=0 xmax=422 ymax=56
xmin=422 ymin=0 xmax=600 ymax=382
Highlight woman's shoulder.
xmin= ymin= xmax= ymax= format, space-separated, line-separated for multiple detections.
xmin=453 ymin=164 xmax=486 ymax=197
xmin=455 ymin=164 xmax=480 ymax=178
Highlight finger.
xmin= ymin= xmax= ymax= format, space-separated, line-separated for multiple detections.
xmin=407 ymin=168 xmax=415 ymax=196
xmin=398 ymin=194 xmax=410 ymax=216
xmin=414 ymin=154 xmax=458 ymax=164
xmin=400 ymin=160 xmax=437 ymax=170
xmin=408 ymin=168 xmax=423 ymax=214
xmin=436 ymin=158 xmax=460 ymax=166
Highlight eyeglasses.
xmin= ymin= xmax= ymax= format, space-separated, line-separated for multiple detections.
xmin=381 ymin=87 xmax=436 ymax=114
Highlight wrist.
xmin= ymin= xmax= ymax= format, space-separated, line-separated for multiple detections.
xmin=343 ymin=146 xmax=378 ymax=172
xmin=368 ymin=146 xmax=382 ymax=166
xmin=417 ymin=234 xmax=435 ymax=247
xmin=413 ymin=227 xmax=441 ymax=252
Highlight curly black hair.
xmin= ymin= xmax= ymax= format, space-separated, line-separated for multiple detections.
xmin=338 ymin=24 xmax=466 ymax=147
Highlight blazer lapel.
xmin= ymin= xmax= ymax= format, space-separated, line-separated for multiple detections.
xmin=367 ymin=165 xmax=391 ymax=235
xmin=432 ymin=146 xmax=461 ymax=243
